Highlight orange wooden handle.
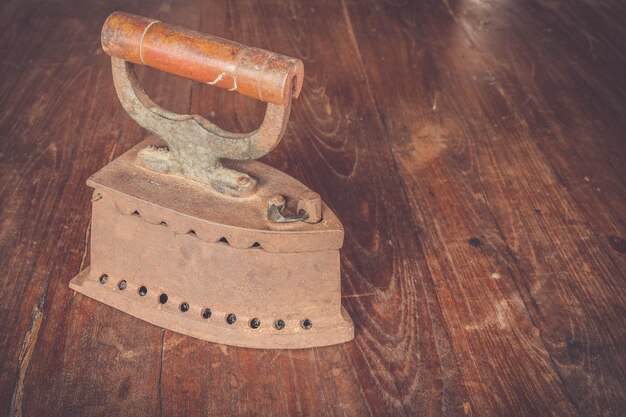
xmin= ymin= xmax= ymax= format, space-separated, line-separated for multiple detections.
xmin=101 ymin=12 xmax=304 ymax=105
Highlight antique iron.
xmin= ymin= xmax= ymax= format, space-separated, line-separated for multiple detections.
xmin=69 ymin=12 xmax=354 ymax=349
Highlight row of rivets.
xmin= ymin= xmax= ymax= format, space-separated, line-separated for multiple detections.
xmin=98 ymin=274 xmax=312 ymax=330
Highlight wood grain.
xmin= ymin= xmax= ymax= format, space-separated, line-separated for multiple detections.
xmin=342 ymin=0 xmax=626 ymax=415
xmin=0 ymin=0 xmax=198 ymax=415
xmin=163 ymin=1 xmax=465 ymax=416
xmin=0 ymin=0 xmax=624 ymax=416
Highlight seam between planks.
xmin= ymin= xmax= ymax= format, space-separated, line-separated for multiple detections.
xmin=8 ymin=289 xmax=47 ymax=417
xmin=157 ymin=329 xmax=165 ymax=417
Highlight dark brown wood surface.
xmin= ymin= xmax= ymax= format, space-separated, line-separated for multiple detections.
xmin=0 ymin=0 xmax=624 ymax=416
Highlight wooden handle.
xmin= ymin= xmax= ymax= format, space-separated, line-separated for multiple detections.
xmin=101 ymin=12 xmax=304 ymax=105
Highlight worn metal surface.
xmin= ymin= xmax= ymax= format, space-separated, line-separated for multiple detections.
xmin=69 ymin=12 xmax=353 ymax=349
xmin=84 ymin=139 xmax=344 ymax=253
xmin=112 ymin=57 xmax=293 ymax=196
xmin=103 ymin=11 xmax=305 ymax=197
xmin=69 ymin=139 xmax=354 ymax=348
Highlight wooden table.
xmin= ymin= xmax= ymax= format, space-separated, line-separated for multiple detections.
xmin=1 ymin=1 xmax=624 ymax=416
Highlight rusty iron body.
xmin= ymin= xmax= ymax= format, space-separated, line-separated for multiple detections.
xmin=69 ymin=12 xmax=354 ymax=349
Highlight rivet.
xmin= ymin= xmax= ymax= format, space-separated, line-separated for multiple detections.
xmin=202 ymin=308 xmax=212 ymax=319
xmin=302 ymin=319 xmax=312 ymax=330
xmin=274 ymin=319 xmax=285 ymax=330
xmin=226 ymin=314 xmax=237 ymax=324
xmin=269 ymin=194 xmax=285 ymax=206
xmin=138 ymin=286 xmax=148 ymax=296
xmin=118 ymin=280 xmax=127 ymax=290
xmin=250 ymin=318 xmax=261 ymax=329
xmin=180 ymin=302 xmax=190 ymax=312
xmin=99 ymin=274 xmax=108 ymax=284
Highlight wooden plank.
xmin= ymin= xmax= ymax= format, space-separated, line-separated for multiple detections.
xmin=443 ymin=1 xmax=626 ymax=414
xmin=0 ymin=0 xmax=108 ymax=410
xmin=157 ymin=1 xmax=468 ymax=416
xmin=0 ymin=0 xmax=623 ymax=416
xmin=0 ymin=0 xmax=199 ymax=416
xmin=448 ymin=0 xmax=626 ymax=263
xmin=342 ymin=0 xmax=625 ymax=416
